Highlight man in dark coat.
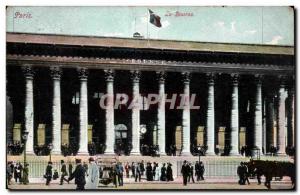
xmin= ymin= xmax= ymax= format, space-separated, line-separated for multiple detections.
xmin=68 ymin=159 xmax=86 ymax=190
xmin=181 ymin=160 xmax=190 ymax=186
xmin=14 ymin=162 xmax=23 ymax=183
xmin=60 ymin=160 xmax=68 ymax=185
xmin=195 ymin=161 xmax=200 ymax=181
xmin=160 ymin=163 xmax=167 ymax=181
xmin=237 ymin=162 xmax=245 ymax=185
xmin=166 ymin=163 xmax=173 ymax=181
xmin=68 ymin=162 xmax=73 ymax=177
xmin=146 ymin=162 xmax=153 ymax=181
xmin=188 ymin=163 xmax=195 ymax=183
xmin=199 ymin=161 xmax=205 ymax=180
xmin=45 ymin=161 xmax=53 ymax=185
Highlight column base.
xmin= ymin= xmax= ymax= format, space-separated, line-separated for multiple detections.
xmin=180 ymin=151 xmax=192 ymax=156
xmin=77 ymin=151 xmax=89 ymax=156
xmin=25 ymin=151 xmax=35 ymax=156
xmin=159 ymin=152 xmax=167 ymax=156
xmin=229 ymin=152 xmax=240 ymax=156
xmin=130 ymin=151 xmax=141 ymax=156
xmin=103 ymin=150 xmax=116 ymax=155
xmin=276 ymin=152 xmax=287 ymax=156
xmin=51 ymin=151 xmax=61 ymax=155
xmin=205 ymin=151 xmax=215 ymax=156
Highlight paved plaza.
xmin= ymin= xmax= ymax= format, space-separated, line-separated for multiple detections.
xmin=7 ymin=177 xmax=294 ymax=190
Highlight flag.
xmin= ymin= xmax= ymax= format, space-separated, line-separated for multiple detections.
xmin=149 ymin=9 xmax=162 ymax=28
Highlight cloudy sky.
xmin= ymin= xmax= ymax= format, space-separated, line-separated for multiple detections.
xmin=6 ymin=6 xmax=294 ymax=46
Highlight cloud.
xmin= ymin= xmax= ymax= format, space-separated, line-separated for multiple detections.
xmin=244 ymin=30 xmax=257 ymax=35
xmin=266 ymin=35 xmax=283 ymax=44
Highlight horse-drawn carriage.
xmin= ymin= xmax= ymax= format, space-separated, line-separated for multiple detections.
xmin=246 ymin=159 xmax=295 ymax=189
xmin=96 ymin=156 xmax=118 ymax=186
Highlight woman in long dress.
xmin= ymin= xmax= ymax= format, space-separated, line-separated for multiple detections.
xmin=154 ymin=163 xmax=160 ymax=181
xmin=86 ymin=158 xmax=99 ymax=189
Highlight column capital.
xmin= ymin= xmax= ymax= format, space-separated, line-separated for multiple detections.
xmin=231 ymin=73 xmax=239 ymax=85
xmin=22 ymin=66 xmax=35 ymax=79
xmin=278 ymin=75 xmax=288 ymax=87
xmin=206 ymin=73 xmax=215 ymax=85
xmin=156 ymin=71 xmax=166 ymax=84
xmin=181 ymin=72 xmax=191 ymax=83
xmin=104 ymin=69 xmax=114 ymax=82
xmin=50 ymin=67 xmax=62 ymax=80
xmin=254 ymin=74 xmax=263 ymax=85
xmin=78 ymin=68 xmax=88 ymax=80
xmin=130 ymin=70 xmax=141 ymax=83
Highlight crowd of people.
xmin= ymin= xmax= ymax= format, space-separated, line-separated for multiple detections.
xmin=181 ymin=160 xmax=205 ymax=185
xmin=6 ymin=161 xmax=29 ymax=185
xmin=7 ymin=158 xmax=207 ymax=189
xmin=7 ymin=142 xmax=24 ymax=155
xmin=237 ymin=162 xmax=251 ymax=185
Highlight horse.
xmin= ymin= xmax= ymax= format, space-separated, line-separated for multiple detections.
xmin=246 ymin=160 xmax=295 ymax=189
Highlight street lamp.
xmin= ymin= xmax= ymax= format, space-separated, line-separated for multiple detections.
xmin=22 ymin=131 xmax=29 ymax=166
xmin=48 ymin=143 xmax=53 ymax=162
xmin=197 ymin=146 xmax=201 ymax=162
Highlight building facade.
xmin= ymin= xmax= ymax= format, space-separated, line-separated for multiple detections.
xmin=6 ymin=33 xmax=295 ymax=157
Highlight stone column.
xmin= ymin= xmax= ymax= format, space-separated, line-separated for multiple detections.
xmin=22 ymin=66 xmax=35 ymax=154
xmin=77 ymin=68 xmax=89 ymax=155
xmin=254 ymin=75 xmax=263 ymax=154
xmin=50 ymin=67 xmax=62 ymax=155
xmin=229 ymin=74 xmax=240 ymax=156
xmin=157 ymin=71 xmax=166 ymax=155
xmin=266 ymin=93 xmax=275 ymax=152
xmin=287 ymin=87 xmax=295 ymax=147
xmin=206 ymin=73 xmax=215 ymax=155
xmin=104 ymin=69 xmax=115 ymax=155
xmin=181 ymin=72 xmax=191 ymax=155
xmin=130 ymin=70 xmax=141 ymax=155
xmin=277 ymin=77 xmax=286 ymax=155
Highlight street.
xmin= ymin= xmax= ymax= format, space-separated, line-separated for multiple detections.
xmin=7 ymin=178 xmax=294 ymax=190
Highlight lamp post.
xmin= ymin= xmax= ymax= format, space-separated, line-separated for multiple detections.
xmin=48 ymin=143 xmax=53 ymax=162
xmin=22 ymin=131 xmax=29 ymax=166
xmin=197 ymin=146 xmax=201 ymax=162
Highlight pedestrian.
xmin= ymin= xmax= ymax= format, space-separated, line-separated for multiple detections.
xmin=117 ymin=162 xmax=124 ymax=186
xmin=112 ymin=163 xmax=118 ymax=188
xmin=188 ymin=163 xmax=195 ymax=183
xmin=14 ymin=162 xmax=22 ymax=183
xmin=160 ymin=163 xmax=167 ymax=181
xmin=154 ymin=163 xmax=160 ymax=181
xmin=135 ymin=162 xmax=141 ymax=182
xmin=86 ymin=157 xmax=99 ymax=189
xmin=199 ymin=161 xmax=205 ymax=180
xmin=44 ymin=161 xmax=53 ymax=185
xmin=68 ymin=162 xmax=73 ymax=178
xmin=22 ymin=163 xmax=29 ymax=185
xmin=131 ymin=162 xmax=136 ymax=178
xmin=195 ymin=161 xmax=200 ymax=181
xmin=60 ymin=160 xmax=68 ymax=185
xmin=152 ymin=162 xmax=156 ymax=179
xmin=237 ymin=162 xmax=244 ymax=185
xmin=125 ymin=162 xmax=130 ymax=178
xmin=140 ymin=160 xmax=145 ymax=177
xmin=68 ymin=159 xmax=86 ymax=190
xmin=181 ymin=160 xmax=190 ymax=186
xmin=146 ymin=162 xmax=153 ymax=181
xmin=83 ymin=162 xmax=88 ymax=177
xmin=243 ymin=162 xmax=250 ymax=185
xmin=166 ymin=163 xmax=173 ymax=181
xmin=6 ymin=162 xmax=13 ymax=185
